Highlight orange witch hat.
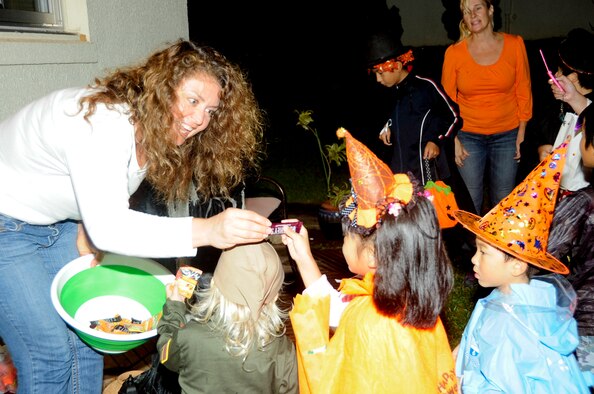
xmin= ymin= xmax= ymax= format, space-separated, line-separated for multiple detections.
xmin=337 ymin=127 xmax=413 ymax=229
xmin=454 ymin=141 xmax=570 ymax=274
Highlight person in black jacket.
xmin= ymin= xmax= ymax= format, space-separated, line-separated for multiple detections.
xmin=366 ymin=31 xmax=461 ymax=185
xmin=365 ymin=30 xmax=476 ymax=278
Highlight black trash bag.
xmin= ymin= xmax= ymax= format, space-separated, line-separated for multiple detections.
xmin=118 ymin=353 xmax=181 ymax=394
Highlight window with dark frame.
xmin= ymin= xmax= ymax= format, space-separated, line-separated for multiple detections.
xmin=0 ymin=0 xmax=65 ymax=34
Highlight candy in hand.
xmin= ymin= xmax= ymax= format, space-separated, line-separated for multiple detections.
xmin=270 ymin=221 xmax=302 ymax=235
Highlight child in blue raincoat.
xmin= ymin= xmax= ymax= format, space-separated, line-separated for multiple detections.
xmin=453 ymin=140 xmax=594 ymax=393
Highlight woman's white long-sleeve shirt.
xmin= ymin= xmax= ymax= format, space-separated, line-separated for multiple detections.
xmin=0 ymin=87 xmax=196 ymax=258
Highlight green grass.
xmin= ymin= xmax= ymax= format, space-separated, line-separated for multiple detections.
xmin=443 ymin=269 xmax=477 ymax=345
xmin=263 ymin=160 xmax=351 ymax=205
xmin=263 ymin=166 xmax=326 ymax=204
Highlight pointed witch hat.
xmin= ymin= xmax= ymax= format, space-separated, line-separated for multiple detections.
xmin=337 ymin=127 xmax=413 ymax=229
xmin=454 ymin=141 xmax=570 ymax=274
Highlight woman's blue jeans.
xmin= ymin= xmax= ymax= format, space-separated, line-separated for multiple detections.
xmin=0 ymin=213 xmax=103 ymax=393
xmin=457 ymin=129 xmax=519 ymax=215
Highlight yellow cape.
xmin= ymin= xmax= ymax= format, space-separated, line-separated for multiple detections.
xmin=289 ymin=273 xmax=458 ymax=393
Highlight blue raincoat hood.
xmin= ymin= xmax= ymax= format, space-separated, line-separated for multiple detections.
xmin=483 ymin=274 xmax=578 ymax=355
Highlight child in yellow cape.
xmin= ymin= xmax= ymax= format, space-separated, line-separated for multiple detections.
xmin=282 ymin=128 xmax=458 ymax=393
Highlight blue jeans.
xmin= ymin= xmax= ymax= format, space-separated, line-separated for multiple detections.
xmin=0 ymin=213 xmax=103 ymax=393
xmin=457 ymin=129 xmax=519 ymax=214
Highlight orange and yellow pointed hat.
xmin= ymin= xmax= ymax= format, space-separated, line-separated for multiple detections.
xmin=337 ymin=127 xmax=413 ymax=229
xmin=454 ymin=141 xmax=569 ymax=274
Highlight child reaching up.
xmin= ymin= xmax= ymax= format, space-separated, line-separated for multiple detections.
xmin=157 ymin=241 xmax=298 ymax=393
xmin=282 ymin=128 xmax=458 ymax=393
xmin=453 ymin=141 xmax=594 ymax=392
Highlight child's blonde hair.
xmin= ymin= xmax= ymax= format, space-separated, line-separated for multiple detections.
xmin=188 ymin=282 xmax=289 ymax=360
xmin=187 ymin=242 xmax=289 ymax=362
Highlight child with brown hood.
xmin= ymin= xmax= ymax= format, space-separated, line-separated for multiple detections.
xmin=157 ymin=241 xmax=298 ymax=393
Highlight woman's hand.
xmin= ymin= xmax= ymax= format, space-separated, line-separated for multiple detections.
xmin=454 ymin=137 xmax=469 ymax=167
xmin=514 ymin=122 xmax=526 ymax=161
xmin=192 ymin=207 xmax=271 ymax=250
xmin=76 ymin=223 xmax=104 ymax=267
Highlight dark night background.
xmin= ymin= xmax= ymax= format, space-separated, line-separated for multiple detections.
xmin=187 ymin=1 xmax=423 ymax=167
xmin=187 ymin=1 xmax=564 ymax=181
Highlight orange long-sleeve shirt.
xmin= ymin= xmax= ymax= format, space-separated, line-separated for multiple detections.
xmin=441 ymin=33 xmax=532 ymax=135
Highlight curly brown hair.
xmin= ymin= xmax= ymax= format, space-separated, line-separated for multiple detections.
xmin=79 ymin=39 xmax=264 ymax=203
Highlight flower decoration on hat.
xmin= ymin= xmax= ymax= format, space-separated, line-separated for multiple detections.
xmin=336 ymin=127 xmax=413 ymax=229
xmin=396 ymin=49 xmax=414 ymax=66
xmin=370 ymin=59 xmax=399 ymax=74
xmin=454 ymin=141 xmax=570 ymax=274
xmin=387 ymin=201 xmax=403 ymax=218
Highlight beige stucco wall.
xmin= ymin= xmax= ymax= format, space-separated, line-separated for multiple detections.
xmin=0 ymin=0 xmax=188 ymax=122
xmin=390 ymin=0 xmax=594 ymax=46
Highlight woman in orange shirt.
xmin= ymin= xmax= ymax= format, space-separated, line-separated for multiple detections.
xmin=441 ymin=0 xmax=532 ymax=214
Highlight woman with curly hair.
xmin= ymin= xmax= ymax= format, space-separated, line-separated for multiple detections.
xmin=0 ymin=39 xmax=271 ymax=393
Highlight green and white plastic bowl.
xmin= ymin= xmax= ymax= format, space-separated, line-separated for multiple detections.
xmin=50 ymin=253 xmax=174 ymax=354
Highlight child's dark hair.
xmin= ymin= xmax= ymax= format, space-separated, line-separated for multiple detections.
xmin=557 ymin=28 xmax=594 ymax=90
xmin=373 ymin=195 xmax=454 ymax=328
xmin=558 ymin=62 xmax=594 ymax=90
xmin=578 ymin=103 xmax=594 ymax=150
